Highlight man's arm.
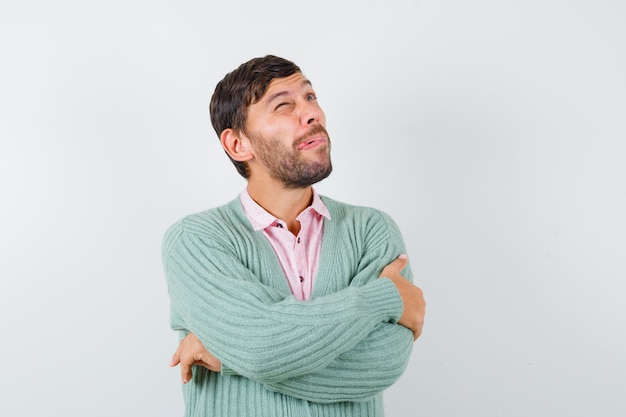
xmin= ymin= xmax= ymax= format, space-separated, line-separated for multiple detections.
xmin=263 ymin=254 xmax=425 ymax=403
xmin=263 ymin=321 xmax=413 ymax=402
xmin=171 ymin=255 xmax=424 ymax=401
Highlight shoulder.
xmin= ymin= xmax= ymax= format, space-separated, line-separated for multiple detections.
xmin=320 ymin=195 xmax=404 ymax=245
xmin=320 ymin=195 xmax=398 ymax=228
xmin=162 ymin=198 xmax=249 ymax=253
xmin=319 ymin=196 xmax=408 ymax=270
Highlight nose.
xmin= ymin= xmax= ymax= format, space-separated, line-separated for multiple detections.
xmin=300 ymin=100 xmax=322 ymax=126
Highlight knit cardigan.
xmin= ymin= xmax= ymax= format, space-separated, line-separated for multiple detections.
xmin=163 ymin=195 xmax=414 ymax=417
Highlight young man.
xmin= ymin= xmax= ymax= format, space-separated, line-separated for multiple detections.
xmin=163 ymin=55 xmax=426 ymax=417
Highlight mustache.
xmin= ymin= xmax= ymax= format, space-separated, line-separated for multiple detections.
xmin=294 ymin=125 xmax=329 ymax=148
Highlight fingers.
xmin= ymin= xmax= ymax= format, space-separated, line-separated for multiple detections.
xmin=179 ymin=340 xmax=196 ymax=384
xmin=194 ymin=352 xmax=208 ymax=363
xmin=169 ymin=355 xmax=180 ymax=367
xmin=181 ymin=360 xmax=193 ymax=384
xmin=412 ymin=326 xmax=422 ymax=341
xmin=170 ymin=338 xmax=184 ymax=367
xmin=171 ymin=333 xmax=219 ymax=383
xmin=391 ymin=254 xmax=408 ymax=270
xmin=379 ymin=254 xmax=409 ymax=280
xmin=170 ymin=334 xmax=194 ymax=383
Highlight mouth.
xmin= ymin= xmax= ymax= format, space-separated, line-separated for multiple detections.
xmin=297 ymin=136 xmax=327 ymax=151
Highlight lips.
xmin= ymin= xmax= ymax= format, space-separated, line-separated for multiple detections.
xmin=297 ymin=136 xmax=327 ymax=151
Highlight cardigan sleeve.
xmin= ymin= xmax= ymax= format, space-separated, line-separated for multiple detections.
xmin=163 ymin=219 xmax=404 ymax=385
xmin=262 ymin=322 xmax=413 ymax=402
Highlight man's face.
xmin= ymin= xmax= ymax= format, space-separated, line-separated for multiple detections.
xmin=243 ymin=72 xmax=332 ymax=188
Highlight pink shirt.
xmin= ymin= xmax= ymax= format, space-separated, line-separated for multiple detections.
xmin=240 ymin=189 xmax=331 ymax=301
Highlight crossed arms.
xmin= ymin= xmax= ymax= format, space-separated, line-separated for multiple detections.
xmin=163 ymin=210 xmax=425 ymax=403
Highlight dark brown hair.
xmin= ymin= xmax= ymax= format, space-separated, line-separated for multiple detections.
xmin=209 ymin=55 xmax=301 ymax=178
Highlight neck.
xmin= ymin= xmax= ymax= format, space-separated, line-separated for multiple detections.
xmin=247 ymin=178 xmax=313 ymax=235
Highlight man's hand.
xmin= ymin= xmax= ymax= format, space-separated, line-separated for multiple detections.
xmin=379 ymin=254 xmax=426 ymax=340
xmin=170 ymin=333 xmax=222 ymax=384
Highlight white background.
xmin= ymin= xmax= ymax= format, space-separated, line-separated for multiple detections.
xmin=1 ymin=1 xmax=625 ymax=416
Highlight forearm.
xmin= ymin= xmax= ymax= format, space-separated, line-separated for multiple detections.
xmin=261 ymin=321 xmax=414 ymax=403
xmin=169 ymin=279 xmax=401 ymax=382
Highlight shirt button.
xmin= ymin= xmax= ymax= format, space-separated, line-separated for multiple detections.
xmin=297 ymin=237 xmax=301 ymax=243
xmin=276 ymin=223 xmax=283 ymax=228
xmin=299 ymin=276 xmax=304 ymax=283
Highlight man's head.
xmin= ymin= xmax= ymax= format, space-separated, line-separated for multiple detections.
xmin=209 ymin=55 xmax=332 ymax=187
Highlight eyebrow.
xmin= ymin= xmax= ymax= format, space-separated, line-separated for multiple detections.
xmin=265 ymin=79 xmax=313 ymax=107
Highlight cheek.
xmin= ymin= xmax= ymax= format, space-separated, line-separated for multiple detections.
xmin=267 ymin=120 xmax=299 ymax=140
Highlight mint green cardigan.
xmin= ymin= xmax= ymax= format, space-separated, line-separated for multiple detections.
xmin=163 ymin=196 xmax=414 ymax=417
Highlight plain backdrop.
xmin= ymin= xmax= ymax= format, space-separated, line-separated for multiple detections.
xmin=1 ymin=1 xmax=625 ymax=416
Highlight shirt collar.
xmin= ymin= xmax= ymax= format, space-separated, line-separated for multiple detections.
xmin=240 ymin=188 xmax=331 ymax=231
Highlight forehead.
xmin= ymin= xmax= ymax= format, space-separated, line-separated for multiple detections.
xmin=259 ymin=73 xmax=312 ymax=101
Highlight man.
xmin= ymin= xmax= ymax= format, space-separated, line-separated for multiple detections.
xmin=163 ymin=55 xmax=425 ymax=417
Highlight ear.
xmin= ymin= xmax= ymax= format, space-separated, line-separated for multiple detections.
xmin=220 ymin=128 xmax=253 ymax=162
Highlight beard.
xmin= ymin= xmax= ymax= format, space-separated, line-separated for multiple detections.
xmin=250 ymin=125 xmax=333 ymax=189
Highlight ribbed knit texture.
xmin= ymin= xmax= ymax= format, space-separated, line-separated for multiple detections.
xmin=163 ymin=196 xmax=414 ymax=417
